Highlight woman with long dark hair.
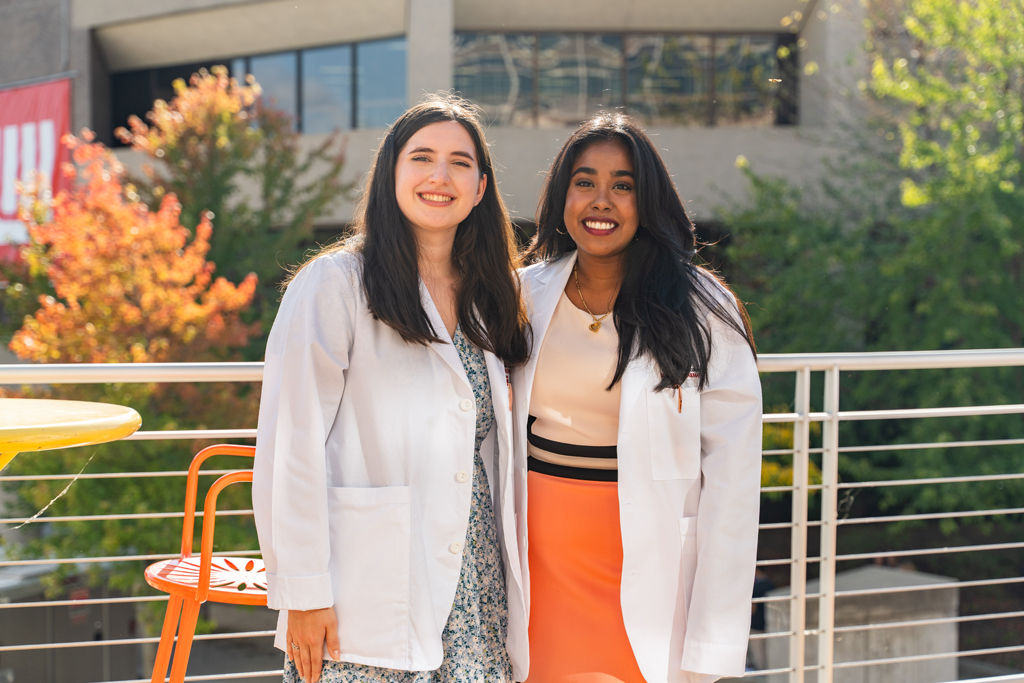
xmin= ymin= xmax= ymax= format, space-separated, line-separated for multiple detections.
xmin=511 ymin=112 xmax=762 ymax=683
xmin=253 ymin=94 xmax=530 ymax=683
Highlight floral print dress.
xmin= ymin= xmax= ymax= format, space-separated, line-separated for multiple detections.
xmin=283 ymin=327 xmax=513 ymax=683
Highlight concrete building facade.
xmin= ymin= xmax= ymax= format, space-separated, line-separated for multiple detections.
xmin=0 ymin=0 xmax=868 ymax=229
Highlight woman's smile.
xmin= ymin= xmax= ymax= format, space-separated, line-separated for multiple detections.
xmin=418 ymin=191 xmax=456 ymax=206
xmin=582 ymin=217 xmax=619 ymax=235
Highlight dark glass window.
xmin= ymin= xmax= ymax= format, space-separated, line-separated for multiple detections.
xmin=536 ymin=34 xmax=622 ymax=127
xmin=111 ymin=62 xmax=217 ymax=145
xmin=626 ymin=35 xmax=712 ymax=126
xmin=302 ymin=45 xmax=354 ymax=134
xmin=357 ymin=38 xmax=407 ymax=128
xmin=453 ymin=31 xmax=798 ymax=128
xmin=453 ymin=33 xmax=535 ymax=126
xmin=250 ymin=51 xmax=298 ymax=128
xmin=110 ymin=37 xmax=406 ymax=141
xmin=712 ymin=35 xmax=781 ymax=126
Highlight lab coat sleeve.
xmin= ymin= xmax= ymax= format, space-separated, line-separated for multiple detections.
xmin=681 ymin=301 xmax=763 ymax=677
xmin=252 ymin=255 xmax=357 ymax=611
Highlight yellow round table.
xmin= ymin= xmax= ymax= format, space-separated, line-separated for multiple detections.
xmin=0 ymin=398 xmax=142 ymax=470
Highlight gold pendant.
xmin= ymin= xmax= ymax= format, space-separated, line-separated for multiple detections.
xmin=589 ymin=321 xmax=601 ymax=333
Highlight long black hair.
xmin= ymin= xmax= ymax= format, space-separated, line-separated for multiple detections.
xmin=527 ymin=111 xmax=755 ymax=390
xmin=295 ymin=94 xmax=530 ymax=366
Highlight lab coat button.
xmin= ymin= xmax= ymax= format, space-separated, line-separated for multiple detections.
xmin=449 ymin=542 xmax=462 ymax=554
xmin=459 ymin=399 xmax=474 ymax=412
xmin=456 ymin=470 xmax=470 ymax=483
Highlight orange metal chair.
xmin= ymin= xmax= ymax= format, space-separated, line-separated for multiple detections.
xmin=145 ymin=444 xmax=267 ymax=683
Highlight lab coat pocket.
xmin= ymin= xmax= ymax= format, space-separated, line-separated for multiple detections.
xmin=647 ymin=383 xmax=701 ymax=480
xmin=326 ymin=485 xmax=411 ymax=660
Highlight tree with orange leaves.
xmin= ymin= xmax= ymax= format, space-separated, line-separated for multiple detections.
xmin=0 ymin=134 xmax=261 ymax=658
xmin=116 ymin=65 xmax=349 ymax=342
xmin=12 ymin=133 xmax=257 ymax=364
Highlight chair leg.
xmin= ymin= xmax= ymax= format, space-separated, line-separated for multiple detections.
xmin=150 ymin=594 xmax=184 ymax=683
xmin=168 ymin=599 xmax=201 ymax=683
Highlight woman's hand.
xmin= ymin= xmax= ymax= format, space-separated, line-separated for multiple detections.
xmin=286 ymin=607 xmax=341 ymax=683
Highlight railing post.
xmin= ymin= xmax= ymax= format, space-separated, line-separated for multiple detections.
xmin=789 ymin=367 xmax=811 ymax=683
xmin=818 ymin=366 xmax=841 ymax=683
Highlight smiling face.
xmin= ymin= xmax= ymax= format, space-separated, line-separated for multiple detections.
xmin=562 ymin=139 xmax=639 ymax=262
xmin=394 ymin=120 xmax=487 ymax=241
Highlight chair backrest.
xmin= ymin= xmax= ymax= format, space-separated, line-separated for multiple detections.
xmin=180 ymin=445 xmax=256 ymax=559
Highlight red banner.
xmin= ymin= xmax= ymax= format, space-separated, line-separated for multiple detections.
xmin=0 ymin=78 xmax=71 ymax=260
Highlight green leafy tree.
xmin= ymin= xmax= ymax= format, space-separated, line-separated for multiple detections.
xmin=721 ymin=0 xmax=1024 ymax=526
xmin=115 ymin=65 xmax=352 ymax=345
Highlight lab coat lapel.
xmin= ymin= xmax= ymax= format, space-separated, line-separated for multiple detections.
xmin=522 ymin=253 xmax=578 ymax=400
xmin=419 ymin=279 xmax=470 ymax=387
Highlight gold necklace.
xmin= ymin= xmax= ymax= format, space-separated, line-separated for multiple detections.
xmin=573 ymin=264 xmax=611 ymax=333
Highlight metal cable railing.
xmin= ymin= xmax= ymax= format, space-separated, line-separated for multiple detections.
xmin=1 ymin=350 xmax=1023 ymax=683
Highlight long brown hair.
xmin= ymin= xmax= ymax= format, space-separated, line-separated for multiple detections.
xmin=294 ymin=94 xmax=530 ymax=366
xmin=527 ymin=111 xmax=755 ymax=390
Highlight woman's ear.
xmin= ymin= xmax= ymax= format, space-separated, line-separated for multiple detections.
xmin=475 ymin=172 xmax=488 ymax=207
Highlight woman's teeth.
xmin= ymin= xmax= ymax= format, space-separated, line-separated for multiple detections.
xmin=584 ymin=220 xmax=616 ymax=230
xmin=420 ymin=193 xmax=453 ymax=203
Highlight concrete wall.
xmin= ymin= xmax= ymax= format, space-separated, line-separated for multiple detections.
xmin=0 ymin=0 xmax=68 ymax=85
xmin=764 ymin=566 xmax=959 ymax=683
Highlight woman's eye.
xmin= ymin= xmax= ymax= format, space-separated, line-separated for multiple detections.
xmin=453 ymin=160 xmax=472 ymax=168
xmin=575 ymin=179 xmax=594 ymax=188
xmin=411 ymin=155 xmax=430 ymax=162
xmin=614 ymin=183 xmax=633 ymax=191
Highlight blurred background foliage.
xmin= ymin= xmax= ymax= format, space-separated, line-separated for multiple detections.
xmin=721 ymin=0 xmax=1024 ymax=527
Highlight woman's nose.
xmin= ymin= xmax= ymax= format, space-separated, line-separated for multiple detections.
xmin=429 ymin=162 xmax=451 ymax=184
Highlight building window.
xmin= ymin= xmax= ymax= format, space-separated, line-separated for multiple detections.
xmin=356 ymin=38 xmax=407 ymax=129
xmin=250 ymin=51 xmax=299 ymax=127
xmin=452 ymin=33 xmax=535 ymax=127
xmin=303 ymin=45 xmax=354 ymax=134
xmin=453 ymin=31 xmax=798 ymax=128
xmin=110 ymin=37 xmax=406 ymax=144
xmin=626 ymin=35 xmax=712 ymax=126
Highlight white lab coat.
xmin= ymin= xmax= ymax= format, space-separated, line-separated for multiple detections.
xmin=252 ymin=250 xmax=529 ymax=675
xmin=511 ymin=253 xmax=762 ymax=683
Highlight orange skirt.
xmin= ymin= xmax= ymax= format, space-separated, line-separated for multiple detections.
xmin=526 ymin=470 xmax=645 ymax=683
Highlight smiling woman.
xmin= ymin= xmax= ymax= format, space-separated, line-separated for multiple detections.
xmin=253 ymin=94 xmax=530 ymax=683
xmin=514 ymin=112 xmax=762 ymax=683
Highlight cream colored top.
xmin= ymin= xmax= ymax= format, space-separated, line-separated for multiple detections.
xmin=529 ymin=290 xmax=621 ymax=463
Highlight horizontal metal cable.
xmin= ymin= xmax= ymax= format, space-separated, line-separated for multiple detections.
xmin=0 ymin=594 xmax=169 ymax=609
xmin=832 ymin=643 xmax=1024 ymax=669
xmin=839 ymin=437 xmax=1024 ymax=453
xmin=0 ymin=362 xmax=263 ymax=384
xmin=830 ymin=610 xmax=1024 ymax=633
xmin=839 ymin=403 xmax=1024 ymax=422
xmin=763 ymin=412 xmax=829 ymax=424
xmin=839 ymin=471 xmax=1024 ymax=489
xmin=739 ymin=667 xmax=798 ymax=677
xmin=0 ymin=469 xmax=237 ymax=482
xmin=835 ymin=575 xmax=1024 ymax=597
xmin=838 ymin=506 xmax=1024 ymax=526
xmin=0 ymin=549 xmax=260 ymax=567
xmin=0 ymin=509 xmax=253 ymax=524
xmin=748 ymin=630 xmax=795 ymax=640
xmin=106 ymin=671 xmax=284 ymax=683
xmin=755 ymin=348 xmax=1024 ymax=372
xmin=125 ymin=429 xmax=256 ymax=441
xmin=838 ymin=540 xmax=1024 ymax=562
xmin=0 ymin=629 xmax=274 ymax=653
xmin=756 ymin=558 xmax=795 ymax=566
